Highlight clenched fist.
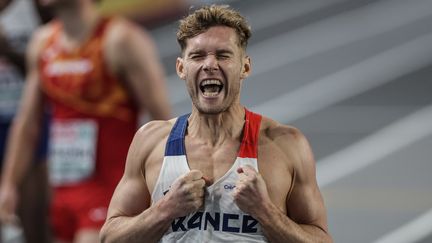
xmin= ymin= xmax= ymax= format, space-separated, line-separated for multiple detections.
xmin=162 ymin=170 xmax=208 ymax=219
xmin=233 ymin=165 xmax=271 ymax=217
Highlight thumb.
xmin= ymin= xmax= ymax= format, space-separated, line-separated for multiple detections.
xmin=202 ymin=175 xmax=212 ymax=186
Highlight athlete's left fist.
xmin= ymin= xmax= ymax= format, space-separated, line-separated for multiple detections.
xmin=233 ymin=165 xmax=271 ymax=217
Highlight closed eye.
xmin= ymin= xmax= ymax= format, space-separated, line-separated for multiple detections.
xmin=189 ymin=54 xmax=204 ymax=60
xmin=216 ymin=50 xmax=233 ymax=60
xmin=217 ymin=54 xmax=230 ymax=60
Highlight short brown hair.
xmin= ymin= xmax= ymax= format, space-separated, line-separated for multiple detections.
xmin=176 ymin=5 xmax=252 ymax=53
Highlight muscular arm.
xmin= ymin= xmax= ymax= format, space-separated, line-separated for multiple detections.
xmin=100 ymin=122 xmax=173 ymax=243
xmin=106 ymin=19 xmax=171 ymax=121
xmin=100 ymin=120 xmax=207 ymax=243
xmin=235 ymin=125 xmax=332 ymax=243
xmin=261 ymin=127 xmax=332 ymax=243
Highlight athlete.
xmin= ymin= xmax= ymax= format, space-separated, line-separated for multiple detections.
xmin=100 ymin=4 xmax=332 ymax=243
xmin=0 ymin=0 xmax=171 ymax=242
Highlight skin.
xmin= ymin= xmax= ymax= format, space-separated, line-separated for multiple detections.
xmin=0 ymin=0 xmax=171 ymax=242
xmin=100 ymin=25 xmax=333 ymax=243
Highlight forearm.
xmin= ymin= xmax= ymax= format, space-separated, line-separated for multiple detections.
xmin=101 ymin=203 xmax=172 ymax=243
xmin=257 ymin=203 xmax=332 ymax=243
xmin=1 ymin=118 xmax=40 ymax=187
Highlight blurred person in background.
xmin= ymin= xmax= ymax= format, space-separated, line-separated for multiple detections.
xmin=101 ymin=4 xmax=332 ymax=243
xmin=0 ymin=0 xmax=52 ymax=242
xmin=0 ymin=0 xmax=171 ymax=242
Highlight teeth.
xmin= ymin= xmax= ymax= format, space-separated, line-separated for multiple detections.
xmin=200 ymin=79 xmax=223 ymax=96
xmin=201 ymin=79 xmax=222 ymax=86
xmin=204 ymin=91 xmax=219 ymax=96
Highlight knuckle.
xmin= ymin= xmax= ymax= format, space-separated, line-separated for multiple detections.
xmin=199 ymin=179 xmax=206 ymax=187
xmin=195 ymin=199 xmax=203 ymax=208
xmin=180 ymin=185 xmax=191 ymax=196
xmin=195 ymin=189 xmax=203 ymax=198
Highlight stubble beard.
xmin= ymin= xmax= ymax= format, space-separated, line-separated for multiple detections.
xmin=192 ymin=98 xmax=229 ymax=115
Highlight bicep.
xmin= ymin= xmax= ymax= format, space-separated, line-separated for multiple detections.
xmin=286 ymin=132 xmax=329 ymax=232
xmin=107 ymin=171 xmax=150 ymax=220
xmin=106 ymin=133 xmax=151 ymax=220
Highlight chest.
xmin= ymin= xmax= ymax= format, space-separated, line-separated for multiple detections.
xmin=184 ymin=137 xmax=241 ymax=184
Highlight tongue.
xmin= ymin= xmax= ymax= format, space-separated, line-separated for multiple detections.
xmin=203 ymin=86 xmax=220 ymax=93
xmin=203 ymin=85 xmax=220 ymax=96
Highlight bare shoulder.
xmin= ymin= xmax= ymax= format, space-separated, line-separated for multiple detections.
xmin=27 ymin=22 xmax=57 ymax=61
xmin=32 ymin=22 xmax=56 ymax=43
xmin=260 ymin=116 xmax=308 ymax=147
xmin=104 ymin=17 xmax=156 ymax=72
xmin=124 ymin=119 xmax=174 ymax=174
xmin=134 ymin=118 xmax=176 ymax=151
xmin=132 ymin=118 xmax=177 ymax=192
xmin=105 ymin=17 xmax=154 ymax=49
xmin=259 ymin=116 xmax=314 ymax=170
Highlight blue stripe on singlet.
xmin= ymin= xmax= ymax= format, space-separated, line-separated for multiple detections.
xmin=165 ymin=114 xmax=190 ymax=156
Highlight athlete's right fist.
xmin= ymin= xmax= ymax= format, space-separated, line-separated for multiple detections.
xmin=162 ymin=170 xmax=207 ymax=219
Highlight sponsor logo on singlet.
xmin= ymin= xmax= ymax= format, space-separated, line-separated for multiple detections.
xmin=224 ymin=184 xmax=236 ymax=190
xmin=45 ymin=59 xmax=93 ymax=76
xmin=171 ymin=212 xmax=259 ymax=233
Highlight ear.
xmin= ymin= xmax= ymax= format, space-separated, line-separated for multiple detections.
xmin=176 ymin=57 xmax=186 ymax=80
xmin=240 ymin=56 xmax=251 ymax=80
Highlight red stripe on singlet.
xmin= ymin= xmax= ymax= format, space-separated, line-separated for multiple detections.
xmin=238 ymin=108 xmax=262 ymax=158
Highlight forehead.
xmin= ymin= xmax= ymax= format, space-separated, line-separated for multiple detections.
xmin=184 ymin=26 xmax=240 ymax=53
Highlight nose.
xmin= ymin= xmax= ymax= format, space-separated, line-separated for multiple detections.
xmin=203 ymin=55 xmax=218 ymax=72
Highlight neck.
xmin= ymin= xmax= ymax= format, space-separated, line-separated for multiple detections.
xmin=187 ymin=105 xmax=245 ymax=145
xmin=55 ymin=1 xmax=99 ymax=41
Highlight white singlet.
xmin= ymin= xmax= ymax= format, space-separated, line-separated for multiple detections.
xmin=151 ymin=108 xmax=268 ymax=243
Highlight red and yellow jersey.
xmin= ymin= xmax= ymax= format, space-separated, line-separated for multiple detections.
xmin=39 ymin=18 xmax=138 ymax=190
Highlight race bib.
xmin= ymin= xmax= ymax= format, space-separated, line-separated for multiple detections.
xmin=48 ymin=119 xmax=98 ymax=186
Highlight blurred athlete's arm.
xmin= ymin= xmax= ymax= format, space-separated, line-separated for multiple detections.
xmin=106 ymin=19 xmax=171 ymax=121
xmin=0 ymin=25 xmax=50 ymax=223
xmin=100 ymin=121 xmax=206 ymax=243
xmin=234 ymin=126 xmax=333 ymax=243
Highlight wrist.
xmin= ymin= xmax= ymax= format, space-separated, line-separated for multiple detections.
xmin=0 ymin=177 xmax=18 ymax=190
xmin=254 ymin=200 xmax=279 ymax=226
xmin=153 ymin=197 xmax=176 ymax=225
xmin=1 ymin=170 xmax=21 ymax=189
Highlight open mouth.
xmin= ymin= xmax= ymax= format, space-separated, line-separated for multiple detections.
xmin=199 ymin=79 xmax=224 ymax=97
